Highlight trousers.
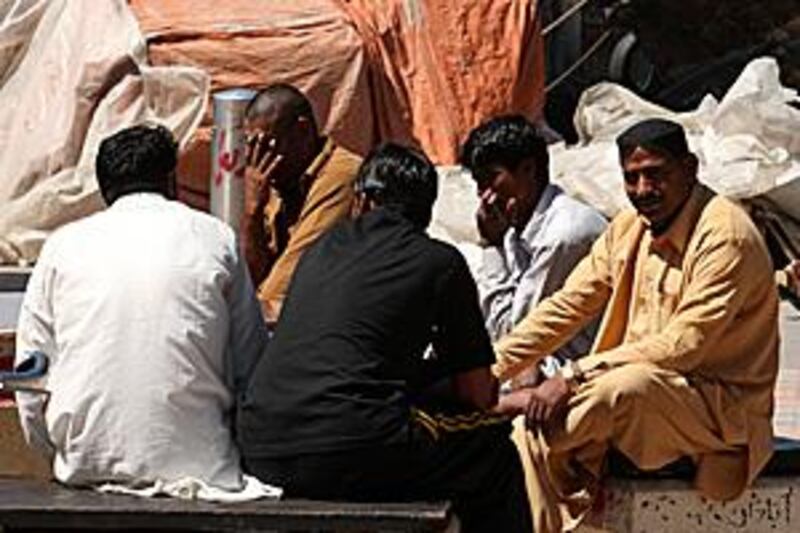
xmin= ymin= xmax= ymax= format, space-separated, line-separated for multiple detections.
xmin=244 ymin=420 xmax=532 ymax=533
xmin=514 ymin=363 xmax=748 ymax=532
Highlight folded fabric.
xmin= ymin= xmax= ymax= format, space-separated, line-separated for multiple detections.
xmin=96 ymin=474 xmax=282 ymax=503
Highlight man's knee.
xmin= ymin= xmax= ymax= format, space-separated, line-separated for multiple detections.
xmin=583 ymin=363 xmax=662 ymax=408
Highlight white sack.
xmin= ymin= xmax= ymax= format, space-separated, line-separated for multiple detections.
xmin=550 ymin=58 xmax=800 ymax=227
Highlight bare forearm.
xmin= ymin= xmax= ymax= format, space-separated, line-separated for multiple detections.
xmin=241 ymin=204 xmax=273 ymax=287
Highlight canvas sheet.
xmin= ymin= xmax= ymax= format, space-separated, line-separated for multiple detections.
xmin=0 ymin=0 xmax=208 ymax=265
xmin=129 ymin=0 xmax=545 ymax=202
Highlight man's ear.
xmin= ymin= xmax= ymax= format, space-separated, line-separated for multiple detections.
xmin=165 ymin=170 xmax=178 ymax=200
xmin=295 ymin=115 xmax=315 ymax=138
xmin=350 ymin=192 xmax=366 ymax=218
xmin=351 ymin=193 xmax=377 ymax=218
xmin=518 ymin=158 xmax=538 ymax=183
xmin=683 ymin=153 xmax=699 ymax=177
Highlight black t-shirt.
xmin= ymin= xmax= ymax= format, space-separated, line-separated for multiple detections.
xmin=237 ymin=208 xmax=495 ymax=458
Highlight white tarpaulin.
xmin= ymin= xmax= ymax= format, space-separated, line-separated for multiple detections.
xmin=0 ymin=0 xmax=209 ymax=265
xmin=550 ymin=58 xmax=800 ymax=243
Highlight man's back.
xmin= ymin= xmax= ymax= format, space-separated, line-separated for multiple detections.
xmin=238 ymin=208 xmax=493 ymax=458
xmin=16 ymin=193 xmax=265 ymax=488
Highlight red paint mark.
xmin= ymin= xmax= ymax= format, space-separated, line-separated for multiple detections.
xmin=214 ymin=129 xmax=245 ymax=186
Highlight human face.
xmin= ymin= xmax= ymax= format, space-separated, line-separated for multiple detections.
xmin=622 ymin=146 xmax=696 ymax=233
xmin=474 ymin=159 xmax=539 ymax=230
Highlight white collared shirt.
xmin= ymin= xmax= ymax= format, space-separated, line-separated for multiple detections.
xmin=478 ymin=184 xmax=607 ymax=361
xmin=15 ymin=193 xmax=267 ymax=489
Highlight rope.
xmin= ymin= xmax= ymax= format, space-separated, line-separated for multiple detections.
xmin=545 ymin=28 xmax=613 ymax=94
xmin=542 ymin=0 xmax=592 ymax=37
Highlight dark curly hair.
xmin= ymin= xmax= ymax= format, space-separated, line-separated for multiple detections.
xmin=355 ymin=143 xmax=438 ymax=230
xmin=95 ymin=124 xmax=178 ymax=205
xmin=459 ymin=114 xmax=548 ymax=184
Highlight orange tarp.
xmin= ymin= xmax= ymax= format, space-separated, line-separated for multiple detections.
xmin=129 ymin=0 xmax=544 ymax=205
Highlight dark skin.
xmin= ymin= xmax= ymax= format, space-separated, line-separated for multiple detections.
xmin=494 ymin=145 xmax=699 ymax=433
xmin=240 ymin=100 xmax=325 ymax=289
xmin=622 ymin=146 xmax=698 ymax=235
xmin=474 ymin=158 xmax=544 ymax=246
xmin=493 ymin=374 xmax=570 ymax=434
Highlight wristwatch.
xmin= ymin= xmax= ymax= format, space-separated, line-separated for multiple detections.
xmin=560 ymin=360 xmax=585 ymax=391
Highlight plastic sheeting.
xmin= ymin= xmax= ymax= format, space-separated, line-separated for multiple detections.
xmin=0 ymin=1 xmax=209 ymax=265
xmin=548 ymin=58 xmax=800 ymax=255
xmin=129 ymin=0 xmax=545 ymax=203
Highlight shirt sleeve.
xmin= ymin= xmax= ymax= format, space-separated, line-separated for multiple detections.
xmin=431 ymin=251 xmax=496 ymax=376
xmin=14 ymin=242 xmax=57 ymax=459
xmin=493 ymin=225 xmax=614 ymax=381
xmin=226 ymin=245 xmax=270 ymax=404
xmin=480 ymin=232 xmax=599 ymax=342
xmin=477 ymin=244 xmax=514 ymax=341
xmin=257 ymin=150 xmax=357 ymax=322
xmin=579 ymin=228 xmax=768 ymax=373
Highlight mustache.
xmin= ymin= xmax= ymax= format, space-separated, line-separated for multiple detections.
xmin=630 ymin=194 xmax=663 ymax=207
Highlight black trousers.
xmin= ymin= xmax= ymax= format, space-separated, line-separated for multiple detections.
xmin=243 ymin=422 xmax=532 ymax=533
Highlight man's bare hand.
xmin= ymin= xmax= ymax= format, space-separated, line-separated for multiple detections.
xmin=242 ymin=134 xmax=283 ymax=287
xmin=244 ymin=134 xmax=283 ymax=213
xmin=524 ymin=375 xmax=571 ymax=435
xmin=492 ymin=387 xmax=535 ymax=416
xmin=476 ymin=189 xmax=510 ymax=246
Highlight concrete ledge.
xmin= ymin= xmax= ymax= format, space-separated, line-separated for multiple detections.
xmin=581 ymin=477 xmax=798 ymax=533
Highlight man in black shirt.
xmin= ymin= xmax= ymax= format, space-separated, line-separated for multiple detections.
xmin=238 ymin=143 xmax=532 ymax=532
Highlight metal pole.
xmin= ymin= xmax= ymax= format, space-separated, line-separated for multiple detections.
xmin=210 ymin=88 xmax=256 ymax=232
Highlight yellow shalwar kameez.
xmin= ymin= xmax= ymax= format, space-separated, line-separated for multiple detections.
xmin=494 ymin=185 xmax=779 ymax=532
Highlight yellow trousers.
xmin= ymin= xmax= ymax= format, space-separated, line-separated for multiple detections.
xmin=513 ymin=363 xmax=748 ymax=533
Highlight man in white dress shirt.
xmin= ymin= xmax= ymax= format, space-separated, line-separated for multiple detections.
xmin=460 ymin=115 xmax=607 ymax=372
xmin=15 ymin=124 xmax=268 ymax=490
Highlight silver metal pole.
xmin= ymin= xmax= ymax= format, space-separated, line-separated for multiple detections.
xmin=210 ymin=88 xmax=257 ymax=232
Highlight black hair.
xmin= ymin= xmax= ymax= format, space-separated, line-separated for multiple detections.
xmin=95 ymin=124 xmax=177 ymax=205
xmin=245 ymin=83 xmax=316 ymax=130
xmin=355 ymin=143 xmax=438 ymax=230
xmin=459 ymin=114 xmax=549 ymax=179
xmin=616 ymin=118 xmax=690 ymax=160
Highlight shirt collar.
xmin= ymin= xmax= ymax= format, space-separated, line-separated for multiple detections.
xmin=648 ymin=184 xmax=712 ymax=255
xmin=110 ymin=192 xmax=169 ymax=210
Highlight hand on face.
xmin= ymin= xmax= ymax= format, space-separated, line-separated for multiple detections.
xmin=476 ymin=188 xmax=511 ymax=246
xmin=244 ymin=134 xmax=283 ymax=212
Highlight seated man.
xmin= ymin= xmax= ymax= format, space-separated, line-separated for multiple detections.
xmin=241 ymin=83 xmax=361 ymax=323
xmin=15 ymin=125 xmax=268 ymax=491
xmin=237 ymin=144 xmax=532 ymax=533
xmin=493 ymin=119 xmax=779 ymax=532
xmin=460 ymin=115 xmax=606 ymax=363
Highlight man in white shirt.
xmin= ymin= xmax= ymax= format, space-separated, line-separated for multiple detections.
xmin=15 ymin=124 xmax=268 ymax=490
xmin=460 ymin=115 xmax=607 ymax=372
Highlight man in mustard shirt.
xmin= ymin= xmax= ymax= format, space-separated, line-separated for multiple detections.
xmin=493 ymin=118 xmax=779 ymax=532
xmin=242 ymin=84 xmax=361 ymax=324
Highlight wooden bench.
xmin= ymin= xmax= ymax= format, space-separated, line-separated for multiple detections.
xmin=0 ymin=479 xmax=458 ymax=532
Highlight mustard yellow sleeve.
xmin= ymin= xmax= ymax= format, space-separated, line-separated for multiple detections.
xmin=258 ymin=154 xmax=358 ymax=322
xmin=493 ymin=222 xmax=614 ymax=380
xmin=581 ymin=226 xmax=773 ymax=373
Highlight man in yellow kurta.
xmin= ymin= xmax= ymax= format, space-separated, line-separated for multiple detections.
xmin=242 ymin=84 xmax=361 ymax=324
xmin=493 ymin=118 xmax=779 ymax=532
